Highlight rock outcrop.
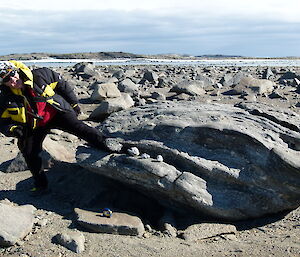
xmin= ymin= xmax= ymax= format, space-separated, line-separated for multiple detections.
xmin=77 ymin=101 xmax=300 ymax=221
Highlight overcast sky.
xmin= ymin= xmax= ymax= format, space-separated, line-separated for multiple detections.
xmin=1 ymin=0 xmax=299 ymax=57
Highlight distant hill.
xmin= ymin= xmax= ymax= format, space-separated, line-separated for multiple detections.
xmin=195 ymin=54 xmax=243 ymax=58
xmin=1 ymin=52 xmax=297 ymax=61
xmin=0 ymin=52 xmax=146 ymax=61
xmin=0 ymin=52 xmax=245 ymax=61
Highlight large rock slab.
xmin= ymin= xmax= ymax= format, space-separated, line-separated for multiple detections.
xmin=0 ymin=202 xmax=36 ymax=246
xmin=74 ymin=208 xmax=145 ymax=236
xmin=77 ymin=101 xmax=300 ymax=221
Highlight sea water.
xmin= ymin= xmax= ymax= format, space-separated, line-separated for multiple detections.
xmin=21 ymin=58 xmax=300 ymax=68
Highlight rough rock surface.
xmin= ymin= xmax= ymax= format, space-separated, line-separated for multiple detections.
xmin=77 ymin=101 xmax=300 ymax=221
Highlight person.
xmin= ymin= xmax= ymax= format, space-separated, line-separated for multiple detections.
xmin=0 ymin=60 xmax=109 ymax=194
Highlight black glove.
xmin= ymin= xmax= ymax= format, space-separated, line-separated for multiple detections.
xmin=72 ymin=104 xmax=81 ymax=116
xmin=11 ymin=126 xmax=24 ymax=138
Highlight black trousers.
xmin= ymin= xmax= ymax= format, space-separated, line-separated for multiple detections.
xmin=18 ymin=110 xmax=105 ymax=188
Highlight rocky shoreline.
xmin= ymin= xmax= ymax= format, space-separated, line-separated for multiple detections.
xmin=0 ymin=61 xmax=299 ymax=256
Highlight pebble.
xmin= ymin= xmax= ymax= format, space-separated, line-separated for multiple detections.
xmin=156 ymin=155 xmax=163 ymax=162
xmin=140 ymin=153 xmax=150 ymax=159
xmin=127 ymin=147 xmax=140 ymax=156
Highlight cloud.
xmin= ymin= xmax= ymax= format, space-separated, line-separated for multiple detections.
xmin=0 ymin=5 xmax=299 ymax=57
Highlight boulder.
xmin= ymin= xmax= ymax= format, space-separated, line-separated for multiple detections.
xmin=90 ymin=82 xmax=121 ymax=102
xmin=220 ymin=72 xmax=245 ymax=87
xmin=112 ymin=70 xmax=124 ymax=79
xmin=77 ymin=101 xmax=300 ymax=221
xmin=89 ymin=93 xmax=134 ymax=121
xmin=141 ymin=70 xmax=159 ymax=84
xmin=232 ymin=76 xmax=275 ymax=95
xmin=0 ymin=202 xmax=36 ymax=246
xmin=262 ymin=67 xmax=274 ymax=80
xmin=170 ymin=80 xmax=206 ymax=96
xmin=118 ymin=78 xmax=139 ymax=95
xmin=73 ymin=62 xmax=97 ymax=79
xmin=194 ymin=74 xmax=214 ymax=88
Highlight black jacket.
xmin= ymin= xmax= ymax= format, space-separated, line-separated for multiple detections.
xmin=0 ymin=61 xmax=78 ymax=136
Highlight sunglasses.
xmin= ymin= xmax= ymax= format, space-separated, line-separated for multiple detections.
xmin=2 ymin=70 xmax=16 ymax=83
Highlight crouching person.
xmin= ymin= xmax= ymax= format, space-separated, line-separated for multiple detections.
xmin=0 ymin=60 xmax=109 ymax=194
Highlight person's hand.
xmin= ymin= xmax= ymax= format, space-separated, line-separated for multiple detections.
xmin=11 ymin=126 xmax=24 ymax=138
xmin=72 ymin=104 xmax=81 ymax=116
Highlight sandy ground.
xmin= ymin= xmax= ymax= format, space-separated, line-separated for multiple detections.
xmin=0 ymin=64 xmax=299 ymax=256
xmin=0 ymin=133 xmax=299 ymax=257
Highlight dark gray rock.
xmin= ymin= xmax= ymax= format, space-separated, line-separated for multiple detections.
xmin=112 ymin=70 xmax=124 ymax=79
xmin=262 ymin=67 xmax=274 ymax=79
xmin=220 ymin=72 xmax=245 ymax=87
xmin=141 ymin=70 xmax=159 ymax=84
xmin=77 ymin=101 xmax=300 ymax=221
xmin=279 ymin=71 xmax=299 ymax=80
xmin=73 ymin=63 xmax=97 ymax=79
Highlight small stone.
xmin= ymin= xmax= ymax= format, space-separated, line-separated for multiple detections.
xmin=156 ymin=155 xmax=163 ymax=162
xmin=145 ymin=224 xmax=152 ymax=232
xmin=127 ymin=147 xmax=140 ymax=156
xmin=143 ymin=232 xmax=151 ymax=238
xmin=75 ymin=208 xmax=145 ymax=236
xmin=140 ymin=153 xmax=150 ymax=159
xmin=36 ymin=219 xmax=48 ymax=227
xmin=54 ymin=231 xmax=85 ymax=253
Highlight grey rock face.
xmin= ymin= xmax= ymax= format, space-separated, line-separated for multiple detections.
xmin=77 ymin=101 xmax=300 ymax=221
